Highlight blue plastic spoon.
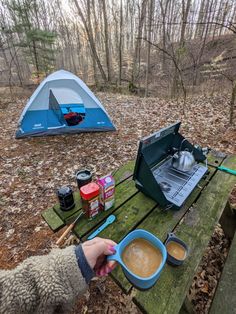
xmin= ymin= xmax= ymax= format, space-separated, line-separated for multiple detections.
xmin=87 ymin=215 xmax=116 ymax=240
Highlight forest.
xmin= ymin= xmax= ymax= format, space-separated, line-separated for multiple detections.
xmin=1 ymin=0 xmax=236 ymax=118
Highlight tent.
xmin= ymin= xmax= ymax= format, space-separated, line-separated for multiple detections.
xmin=16 ymin=70 xmax=116 ymax=138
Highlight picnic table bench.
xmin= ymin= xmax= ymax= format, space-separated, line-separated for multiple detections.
xmin=42 ymin=150 xmax=236 ymax=314
xmin=209 ymin=230 xmax=236 ymax=314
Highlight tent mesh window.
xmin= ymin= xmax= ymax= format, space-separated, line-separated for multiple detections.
xmin=49 ymin=90 xmax=66 ymax=125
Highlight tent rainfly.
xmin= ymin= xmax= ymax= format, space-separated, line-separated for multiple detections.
xmin=16 ymin=70 xmax=116 ymax=138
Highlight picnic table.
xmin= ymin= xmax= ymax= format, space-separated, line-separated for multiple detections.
xmin=42 ymin=150 xmax=236 ymax=314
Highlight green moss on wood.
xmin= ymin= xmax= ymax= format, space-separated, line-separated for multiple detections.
xmin=133 ymin=155 xmax=236 ymax=314
xmin=74 ymin=178 xmax=138 ymax=239
xmin=41 ymin=208 xmax=64 ymax=232
xmin=110 ymin=165 xmax=216 ymax=293
xmin=52 ymin=160 xmax=136 ymax=225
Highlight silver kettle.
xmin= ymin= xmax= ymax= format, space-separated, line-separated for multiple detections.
xmin=172 ymin=150 xmax=195 ymax=172
xmin=172 ymin=138 xmax=196 ymax=172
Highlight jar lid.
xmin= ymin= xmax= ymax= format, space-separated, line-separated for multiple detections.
xmin=80 ymin=182 xmax=100 ymax=200
xmin=57 ymin=186 xmax=72 ymax=196
xmin=76 ymin=169 xmax=92 ymax=181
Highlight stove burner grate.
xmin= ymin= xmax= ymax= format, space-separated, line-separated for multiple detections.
xmin=152 ymin=156 xmax=207 ymax=207
xmin=159 ymin=181 xmax=172 ymax=192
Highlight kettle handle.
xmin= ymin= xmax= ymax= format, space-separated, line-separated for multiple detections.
xmin=172 ymin=152 xmax=179 ymax=160
xmin=179 ymin=138 xmax=187 ymax=151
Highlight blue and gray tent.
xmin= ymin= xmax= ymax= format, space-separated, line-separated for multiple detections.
xmin=16 ymin=70 xmax=116 ymax=138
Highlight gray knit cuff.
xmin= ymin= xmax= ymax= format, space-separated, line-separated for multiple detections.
xmin=75 ymin=245 xmax=95 ymax=284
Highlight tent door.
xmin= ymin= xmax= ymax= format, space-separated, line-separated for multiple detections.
xmin=48 ymin=90 xmax=67 ymax=127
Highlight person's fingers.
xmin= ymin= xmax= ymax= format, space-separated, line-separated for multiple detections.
xmin=103 ymin=238 xmax=117 ymax=247
xmin=83 ymin=237 xmax=101 ymax=246
xmin=92 ymin=240 xmax=116 ymax=256
xmin=82 ymin=238 xmax=117 ymax=270
xmin=94 ymin=255 xmax=105 ymax=271
xmin=96 ymin=261 xmax=118 ymax=277
xmin=84 ymin=237 xmax=117 ymax=248
xmin=107 ymin=260 xmax=117 ymax=270
xmin=84 ymin=238 xmax=116 ymax=255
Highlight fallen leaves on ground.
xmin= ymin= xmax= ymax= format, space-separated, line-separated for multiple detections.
xmin=0 ymin=88 xmax=235 ymax=313
xmin=188 ymin=224 xmax=230 ymax=313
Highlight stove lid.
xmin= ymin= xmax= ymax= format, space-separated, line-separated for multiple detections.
xmin=139 ymin=122 xmax=181 ymax=151
xmin=134 ymin=122 xmax=181 ymax=176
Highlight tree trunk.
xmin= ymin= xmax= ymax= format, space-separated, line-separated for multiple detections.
xmin=193 ymin=0 xmax=214 ymax=86
xmin=118 ymin=0 xmax=123 ymax=86
xmin=219 ymin=0 xmax=230 ymax=37
xmin=91 ymin=0 xmax=99 ymax=84
xmin=101 ymin=0 xmax=112 ymax=82
xmin=229 ymin=80 xmax=236 ymax=125
xmin=171 ymin=0 xmax=190 ymax=98
xmin=180 ymin=0 xmax=191 ymax=47
xmin=32 ymin=40 xmax=40 ymax=81
xmin=213 ymin=0 xmax=223 ymax=39
xmin=160 ymin=0 xmax=170 ymax=73
xmin=145 ymin=0 xmax=154 ymax=97
xmin=195 ymin=0 xmax=205 ymax=39
xmin=73 ymin=0 xmax=107 ymax=82
xmin=131 ymin=0 xmax=147 ymax=84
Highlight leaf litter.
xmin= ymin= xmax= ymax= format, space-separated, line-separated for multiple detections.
xmin=0 ymin=89 xmax=235 ymax=313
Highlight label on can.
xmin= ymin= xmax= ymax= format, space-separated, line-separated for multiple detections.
xmin=88 ymin=197 xmax=100 ymax=218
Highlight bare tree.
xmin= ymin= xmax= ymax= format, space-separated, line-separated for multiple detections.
xmin=131 ymin=0 xmax=147 ymax=84
xmin=101 ymin=0 xmax=112 ymax=81
xmin=159 ymin=0 xmax=171 ymax=72
xmin=0 ymin=0 xmax=236 ymax=102
xmin=73 ymin=0 xmax=107 ymax=82
xmin=145 ymin=0 xmax=154 ymax=97
xmin=118 ymin=0 xmax=123 ymax=86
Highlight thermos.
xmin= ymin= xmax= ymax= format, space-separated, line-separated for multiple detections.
xmin=57 ymin=186 xmax=75 ymax=211
xmin=76 ymin=169 xmax=92 ymax=189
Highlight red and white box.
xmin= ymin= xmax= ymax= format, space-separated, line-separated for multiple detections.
xmin=97 ymin=174 xmax=115 ymax=211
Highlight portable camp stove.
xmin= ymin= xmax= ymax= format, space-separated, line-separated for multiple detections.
xmin=133 ymin=122 xmax=208 ymax=209
xmin=152 ymin=156 xmax=207 ymax=207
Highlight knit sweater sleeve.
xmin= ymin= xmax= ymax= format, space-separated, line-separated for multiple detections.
xmin=0 ymin=246 xmax=88 ymax=314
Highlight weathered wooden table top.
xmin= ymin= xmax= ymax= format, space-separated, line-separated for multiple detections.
xmin=42 ymin=151 xmax=236 ymax=314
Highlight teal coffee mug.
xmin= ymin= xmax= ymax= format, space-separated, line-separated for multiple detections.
xmin=107 ymin=229 xmax=167 ymax=290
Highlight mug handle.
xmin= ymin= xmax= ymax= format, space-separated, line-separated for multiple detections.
xmin=107 ymin=245 xmax=120 ymax=262
xmin=166 ymin=232 xmax=178 ymax=243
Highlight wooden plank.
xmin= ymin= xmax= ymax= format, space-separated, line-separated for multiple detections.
xmin=41 ymin=208 xmax=64 ymax=232
xmin=209 ymin=232 xmax=236 ymax=314
xmin=41 ymin=152 xmax=219 ymax=232
xmin=53 ymin=160 xmax=136 ymax=223
xmin=73 ymin=178 xmax=138 ymax=238
xmin=133 ymin=155 xmax=236 ymax=314
xmin=53 ymin=191 xmax=82 ymax=222
xmin=113 ymin=160 xmax=135 ymax=184
xmin=208 ymin=149 xmax=226 ymax=167
xmin=219 ymin=201 xmax=236 ymax=239
xmin=110 ymin=165 xmax=216 ymax=293
xmin=82 ymin=192 xmax=157 ymax=242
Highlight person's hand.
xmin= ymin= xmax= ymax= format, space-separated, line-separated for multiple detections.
xmin=82 ymin=237 xmax=117 ymax=276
